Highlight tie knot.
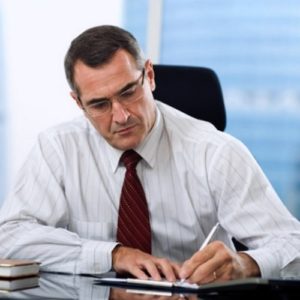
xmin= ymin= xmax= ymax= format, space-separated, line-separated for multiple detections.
xmin=121 ymin=150 xmax=142 ymax=170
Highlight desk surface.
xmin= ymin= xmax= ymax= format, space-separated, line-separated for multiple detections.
xmin=0 ymin=272 xmax=299 ymax=300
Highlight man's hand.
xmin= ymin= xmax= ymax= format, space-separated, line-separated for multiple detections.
xmin=112 ymin=246 xmax=180 ymax=282
xmin=179 ymin=241 xmax=260 ymax=284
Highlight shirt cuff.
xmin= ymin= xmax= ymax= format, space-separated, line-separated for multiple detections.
xmin=243 ymin=249 xmax=280 ymax=278
xmin=79 ymin=239 xmax=118 ymax=274
xmin=244 ymin=238 xmax=300 ymax=278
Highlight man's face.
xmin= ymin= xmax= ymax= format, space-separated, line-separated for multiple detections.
xmin=71 ymin=50 xmax=156 ymax=150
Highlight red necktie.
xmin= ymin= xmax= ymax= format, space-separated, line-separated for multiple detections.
xmin=117 ymin=150 xmax=152 ymax=253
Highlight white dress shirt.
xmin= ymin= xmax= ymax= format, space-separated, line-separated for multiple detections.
xmin=0 ymin=101 xmax=299 ymax=278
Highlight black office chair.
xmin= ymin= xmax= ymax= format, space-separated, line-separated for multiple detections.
xmin=153 ymin=64 xmax=249 ymax=251
xmin=153 ymin=64 xmax=226 ymax=131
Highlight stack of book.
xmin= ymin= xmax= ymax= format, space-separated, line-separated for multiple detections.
xmin=0 ymin=259 xmax=40 ymax=291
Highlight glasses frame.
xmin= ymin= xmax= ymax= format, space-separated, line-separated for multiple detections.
xmin=78 ymin=68 xmax=145 ymax=118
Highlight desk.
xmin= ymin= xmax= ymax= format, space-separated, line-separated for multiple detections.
xmin=0 ymin=272 xmax=298 ymax=300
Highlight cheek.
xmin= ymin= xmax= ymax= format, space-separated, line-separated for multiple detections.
xmin=87 ymin=116 xmax=111 ymax=136
xmin=133 ymin=107 xmax=150 ymax=128
xmin=143 ymin=101 xmax=156 ymax=127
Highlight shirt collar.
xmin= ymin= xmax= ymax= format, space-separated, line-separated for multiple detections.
xmin=108 ymin=106 xmax=163 ymax=173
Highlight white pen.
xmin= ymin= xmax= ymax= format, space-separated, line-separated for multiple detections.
xmin=199 ymin=222 xmax=220 ymax=250
xmin=180 ymin=222 xmax=220 ymax=283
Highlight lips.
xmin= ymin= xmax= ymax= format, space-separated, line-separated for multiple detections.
xmin=115 ymin=124 xmax=136 ymax=135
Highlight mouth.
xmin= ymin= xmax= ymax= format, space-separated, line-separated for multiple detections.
xmin=115 ymin=124 xmax=137 ymax=135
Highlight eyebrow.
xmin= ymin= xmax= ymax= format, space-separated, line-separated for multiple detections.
xmin=84 ymin=77 xmax=140 ymax=107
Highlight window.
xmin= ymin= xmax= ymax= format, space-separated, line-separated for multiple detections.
xmin=124 ymin=0 xmax=300 ymax=218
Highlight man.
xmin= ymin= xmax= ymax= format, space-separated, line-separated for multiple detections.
xmin=0 ymin=25 xmax=299 ymax=283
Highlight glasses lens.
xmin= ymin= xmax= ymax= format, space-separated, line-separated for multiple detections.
xmin=87 ymin=101 xmax=110 ymax=117
xmin=85 ymin=69 xmax=145 ymax=118
xmin=117 ymin=69 xmax=145 ymax=105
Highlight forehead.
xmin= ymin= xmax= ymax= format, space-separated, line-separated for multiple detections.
xmin=74 ymin=50 xmax=140 ymax=100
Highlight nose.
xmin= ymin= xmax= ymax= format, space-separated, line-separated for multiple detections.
xmin=111 ymin=100 xmax=130 ymax=124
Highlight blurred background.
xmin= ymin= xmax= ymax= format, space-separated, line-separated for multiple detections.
xmin=0 ymin=0 xmax=300 ymax=219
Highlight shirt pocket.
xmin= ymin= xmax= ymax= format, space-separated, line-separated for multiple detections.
xmin=68 ymin=218 xmax=115 ymax=241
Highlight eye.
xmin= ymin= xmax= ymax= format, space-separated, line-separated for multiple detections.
xmin=120 ymin=85 xmax=137 ymax=98
xmin=90 ymin=101 xmax=110 ymax=110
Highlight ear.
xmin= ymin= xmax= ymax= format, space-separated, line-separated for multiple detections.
xmin=145 ymin=59 xmax=156 ymax=92
xmin=70 ymin=91 xmax=83 ymax=110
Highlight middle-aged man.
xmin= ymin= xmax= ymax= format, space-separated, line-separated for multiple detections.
xmin=0 ymin=25 xmax=299 ymax=284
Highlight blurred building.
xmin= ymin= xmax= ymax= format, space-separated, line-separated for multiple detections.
xmin=124 ymin=0 xmax=300 ymax=218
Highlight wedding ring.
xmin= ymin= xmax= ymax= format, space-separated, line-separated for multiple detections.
xmin=213 ymin=271 xmax=217 ymax=280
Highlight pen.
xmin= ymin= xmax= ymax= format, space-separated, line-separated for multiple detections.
xmin=180 ymin=222 xmax=220 ymax=283
xmin=199 ymin=222 xmax=220 ymax=250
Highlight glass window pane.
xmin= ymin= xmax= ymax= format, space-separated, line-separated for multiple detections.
xmin=124 ymin=0 xmax=300 ymax=218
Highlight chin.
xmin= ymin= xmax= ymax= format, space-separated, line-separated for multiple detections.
xmin=113 ymin=138 xmax=142 ymax=151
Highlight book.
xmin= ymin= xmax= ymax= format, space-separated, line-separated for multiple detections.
xmin=0 ymin=276 xmax=39 ymax=291
xmin=0 ymin=259 xmax=40 ymax=278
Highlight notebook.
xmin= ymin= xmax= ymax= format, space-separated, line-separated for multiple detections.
xmin=94 ymin=276 xmax=300 ymax=294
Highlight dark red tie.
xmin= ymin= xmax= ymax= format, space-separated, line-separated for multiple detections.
xmin=117 ymin=150 xmax=152 ymax=254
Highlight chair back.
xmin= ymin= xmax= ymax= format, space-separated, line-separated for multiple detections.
xmin=153 ymin=64 xmax=226 ymax=131
xmin=153 ymin=65 xmax=250 ymax=250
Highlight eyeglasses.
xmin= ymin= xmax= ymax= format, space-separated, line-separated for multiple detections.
xmin=80 ymin=69 xmax=145 ymax=118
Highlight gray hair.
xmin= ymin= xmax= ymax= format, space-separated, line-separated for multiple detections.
xmin=64 ymin=25 xmax=145 ymax=95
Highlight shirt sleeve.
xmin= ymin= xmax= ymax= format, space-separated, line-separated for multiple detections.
xmin=0 ymin=132 xmax=118 ymax=274
xmin=207 ymin=135 xmax=300 ymax=278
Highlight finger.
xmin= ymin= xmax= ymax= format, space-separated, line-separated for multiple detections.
xmin=186 ymin=259 xmax=218 ymax=284
xmin=171 ymin=262 xmax=182 ymax=279
xmin=191 ymin=263 xmax=225 ymax=284
xmin=141 ymin=259 xmax=162 ymax=280
xmin=188 ymin=243 xmax=233 ymax=283
xmin=179 ymin=249 xmax=212 ymax=280
xmin=179 ymin=258 xmax=197 ymax=280
xmin=155 ymin=258 xmax=177 ymax=282
xmin=128 ymin=264 xmax=151 ymax=280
